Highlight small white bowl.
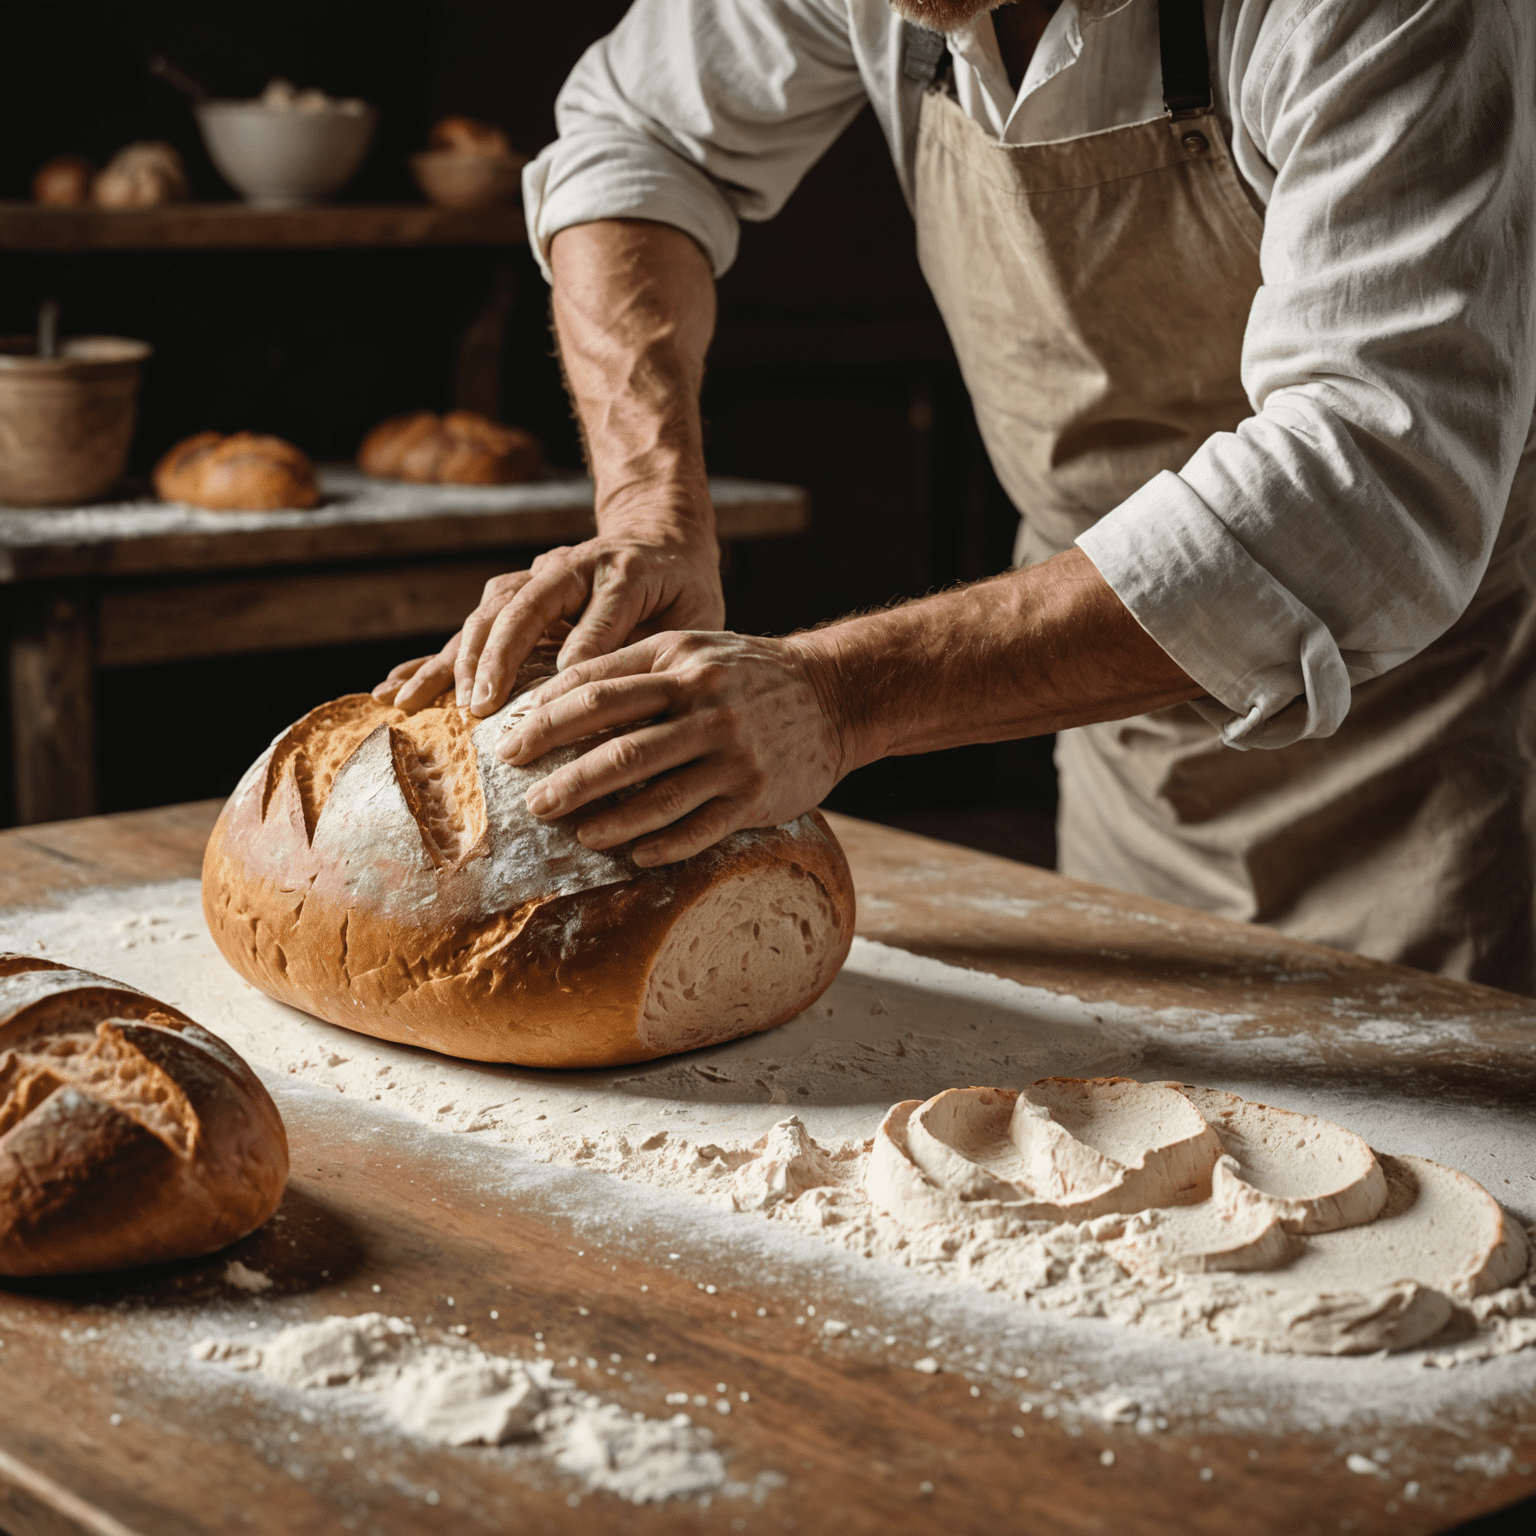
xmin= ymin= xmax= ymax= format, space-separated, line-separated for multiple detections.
xmin=196 ymin=100 xmax=378 ymax=208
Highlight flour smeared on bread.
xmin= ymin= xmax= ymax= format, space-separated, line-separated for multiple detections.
xmin=202 ymin=659 xmax=855 ymax=1067
xmin=0 ymin=957 xmax=288 ymax=1277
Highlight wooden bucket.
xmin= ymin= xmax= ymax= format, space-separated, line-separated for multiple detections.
xmin=0 ymin=336 xmax=152 ymax=507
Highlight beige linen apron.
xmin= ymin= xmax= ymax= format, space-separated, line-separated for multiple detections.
xmin=910 ymin=5 xmax=1536 ymax=992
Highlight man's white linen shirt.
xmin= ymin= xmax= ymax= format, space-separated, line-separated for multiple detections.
xmin=524 ymin=0 xmax=1536 ymax=748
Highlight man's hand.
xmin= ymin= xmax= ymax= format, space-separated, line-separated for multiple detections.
xmin=491 ymin=549 xmax=1202 ymax=869
xmin=372 ymin=531 xmax=724 ymax=716
xmin=497 ymin=631 xmax=846 ymax=867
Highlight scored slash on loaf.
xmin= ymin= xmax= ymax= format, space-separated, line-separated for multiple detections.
xmin=201 ymin=662 xmax=857 ymax=1067
xmin=0 ymin=956 xmax=289 ymax=1277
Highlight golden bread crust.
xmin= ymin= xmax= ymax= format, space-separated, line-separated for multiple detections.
xmin=0 ymin=957 xmax=289 ymax=1277
xmin=202 ymin=687 xmax=856 ymax=1067
xmin=357 ymin=410 xmax=541 ymax=486
xmin=154 ymin=430 xmax=320 ymax=511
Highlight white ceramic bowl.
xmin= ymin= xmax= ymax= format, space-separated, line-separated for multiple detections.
xmin=196 ymin=100 xmax=378 ymax=208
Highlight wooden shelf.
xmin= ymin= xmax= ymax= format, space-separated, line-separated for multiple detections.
xmin=0 ymin=200 xmax=526 ymax=252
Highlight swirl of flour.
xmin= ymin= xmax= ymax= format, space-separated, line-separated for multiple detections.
xmin=864 ymin=1077 xmax=1531 ymax=1355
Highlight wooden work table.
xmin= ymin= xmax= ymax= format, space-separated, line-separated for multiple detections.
xmin=1 ymin=471 xmax=806 ymax=826
xmin=0 ymin=804 xmax=1532 ymax=1536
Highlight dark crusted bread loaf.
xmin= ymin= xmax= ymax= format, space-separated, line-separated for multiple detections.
xmin=357 ymin=410 xmax=541 ymax=486
xmin=155 ymin=430 xmax=321 ymax=511
xmin=201 ymin=665 xmax=856 ymax=1067
xmin=0 ymin=956 xmax=288 ymax=1277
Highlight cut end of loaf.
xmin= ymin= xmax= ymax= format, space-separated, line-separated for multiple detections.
xmin=637 ymin=862 xmax=847 ymax=1056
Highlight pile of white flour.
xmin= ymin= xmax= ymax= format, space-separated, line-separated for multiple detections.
xmin=191 ymin=1313 xmax=724 ymax=1503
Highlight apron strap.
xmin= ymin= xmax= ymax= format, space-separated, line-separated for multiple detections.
xmin=902 ymin=23 xmax=948 ymax=85
xmin=1159 ymin=0 xmax=1212 ymax=119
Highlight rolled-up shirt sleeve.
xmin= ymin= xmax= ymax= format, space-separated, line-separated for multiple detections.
xmin=1078 ymin=0 xmax=1536 ymax=748
xmin=524 ymin=0 xmax=872 ymax=279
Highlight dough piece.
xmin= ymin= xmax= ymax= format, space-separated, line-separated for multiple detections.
xmin=1166 ymin=1082 xmax=1387 ymax=1233
xmin=357 ymin=410 xmax=541 ymax=485
xmin=1275 ymin=1153 xmax=1531 ymax=1302
xmin=866 ymin=1078 xmax=1223 ymax=1226
xmin=1128 ymin=1158 xmax=1296 ymax=1274
xmin=1215 ymin=1278 xmax=1456 ymax=1358
xmin=0 ymin=955 xmax=288 ymax=1277
xmin=33 ymin=154 xmax=95 ymax=206
xmin=1010 ymin=1077 xmax=1222 ymax=1213
xmin=257 ymin=79 xmax=366 ymax=115
xmin=201 ymin=670 xmax=856 ymax=1067
xmin=154 ymin=431 xmax=321 ymax=511
xmin=93 ymin=142 xmax=189 ymax=208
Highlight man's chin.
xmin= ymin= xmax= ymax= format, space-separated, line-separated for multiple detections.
xmin=886 ymin=0 xmax=1000 ymax=31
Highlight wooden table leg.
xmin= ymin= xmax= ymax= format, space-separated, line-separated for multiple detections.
xmin=8 ymin=582 xmax=96 ymax=824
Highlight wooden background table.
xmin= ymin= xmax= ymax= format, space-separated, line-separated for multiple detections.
xmin=0 ymin=804 xmax=1532 ymax=1536
xmin=0 ymin=471 xmax=806 ymax=826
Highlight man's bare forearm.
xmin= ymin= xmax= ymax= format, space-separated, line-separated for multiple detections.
xmin=374 ymin=219 xmax=726 ymax=714
xmin=502 ymin=546 xmax=1207 ymax=864
xmin=549 ymin=219 xmax=718 ymax=543
xmin=794 ymin=548 xmax=1204 ymax=773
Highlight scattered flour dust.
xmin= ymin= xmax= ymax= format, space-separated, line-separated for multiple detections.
xmin=191 ymin=1314 xmax=725 ymax=1504
xmin=5 ymin=880 xmax=1536 ymax=1372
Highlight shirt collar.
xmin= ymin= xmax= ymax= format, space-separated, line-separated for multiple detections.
xmin=948 ymin=1 xmax=1097 ymax=137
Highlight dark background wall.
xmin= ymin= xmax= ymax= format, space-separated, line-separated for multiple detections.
xmin=0 ymin=0 xmax=1057 ymax=862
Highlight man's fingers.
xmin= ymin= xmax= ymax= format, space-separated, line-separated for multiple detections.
xmin=557 ymin=562 xmax=655 ymax=669
xmin=393 ymin=657 xmax=456 ymax=713
xmin=453 ymin=576 xmax=534 ymax=707
xmin=470 ymin=566 xmax=593 ymax=716
xmin=371 ymin=654 xmax=434 ymax=702
xmin=630 ymin=797 xmax=743 ymax=867
xmin=499 ymin=673 xmax=673 ymax=763
xmin=519 ymin=638 xmax=667 ymax=714
xmin=525 ymin=719 xmax=708 ymax=819
xmin=386 ymin=634 xmax=462 ymax=714
xmin=569 ymin=760 xmax=727 ymax=851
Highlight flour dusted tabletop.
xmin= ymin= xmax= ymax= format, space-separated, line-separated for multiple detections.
xmin=0 ymin=467 xmax=807 ymax=581
xmin=0 ymin=804 xmax=1532 ymax=1535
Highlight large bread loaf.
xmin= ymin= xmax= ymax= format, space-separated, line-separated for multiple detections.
xmin=202 ymin=670 xmax=856 ymax=1067
xmin=0 ymin=956 xmax=288 ymax=1277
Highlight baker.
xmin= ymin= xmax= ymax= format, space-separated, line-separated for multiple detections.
xmin=374 ymin=0 xmax=1536 ymax=995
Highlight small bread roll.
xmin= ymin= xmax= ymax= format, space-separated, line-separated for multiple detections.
xmin=33 ymin=154 xmax=95 ymax=206
xmin=358 ymin=409 xmax=540 ymax=486
xmin=93 ymin=142 xmax=189 ymax=208
xmin=0 ymin=955 xmax=289 ymax=1277
xmin=427 ymin=116 xmax=511 ymax=157
xmin=155 ymin=431 xmax=321 ymax=511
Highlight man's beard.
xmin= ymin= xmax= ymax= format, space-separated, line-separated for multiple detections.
xmin=885 ymin=0 xmax=1004 ymax=31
